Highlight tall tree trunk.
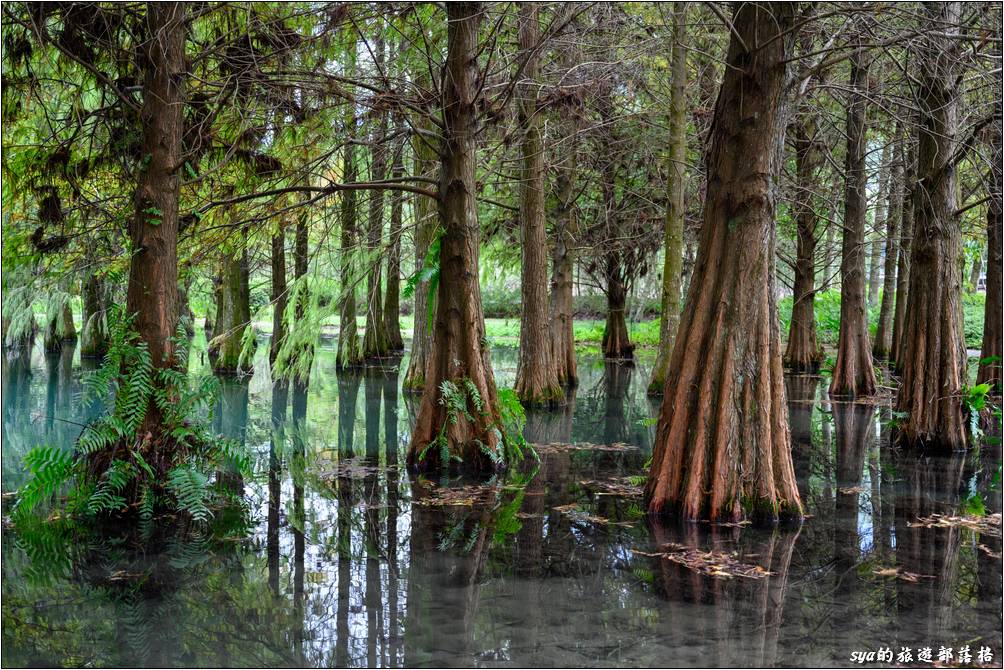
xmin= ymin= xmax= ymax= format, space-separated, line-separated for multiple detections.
xmin=783 ymin=117 xmax=824 ymax=372
xmin=867 ymin=141 xmax=892 ymax=308
xmin=896 ymin=1 xmax=968 ymax=450
xmin=337 ymin=141 xmax=362 ymax=370
xmin=384 ymin=129 xmax=405 ymax=352
xmin=126 ymin=1 xmax=184 ymax=433
xmin=602 ymin=259 xmax=633 ymax=360
xmin=969 ymin=250 xmax=983 ymax=291
xmin=514 ymin=3 xmax=563 ymax=407
xmin=891 ymin=139 xmax=917 ymax=366
xmin=44 ymin=296 xmax=76 ymax=352
xmin=80 ymin=271 xmax=108 ymax=358
xmin=408 ymin=3 xmax=503 ymax=472
xmin=549 ymin=121 xmax=579 ymax=388
xmin=649 ymin=2 xmax=688 ymax=394
xmin=293 ymin=206 xmax=311 ymax=382
xmin=363 ymin=37 xmax=391 ymax=360
xmin=209 ymin=244 xmax=252 ymax=375
xmin=402 ymin=117 xmax=438 ymax=392
xmin=978 ymin=64 xmax=1003 ymax=393
xmin=270 ymin=221 xmax=287 ymax=369
xmin=874 ymin=129 xmax=904 ymax=358
xmin=645 ymin=2 xmax=802 ymax=523
xmin=829 ymin=50 xmax=876 ymax=398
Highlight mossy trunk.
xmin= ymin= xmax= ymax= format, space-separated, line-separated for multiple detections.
xmin=408 ymin=2 xmax=503 ymax=473
xmin=978 ymin=69 xmax=1003 ymax=393
xmin=384 ymin=131 xmax=405 ymax=352
xmin=896 ymin=2 xmax=968 ymax=450
xmin=209 ymin=246 xmax=252 ymax=375
xmin=649 ymin=2 xmax=688 ymax=395
xmin=873 ymin=129 xmax=904 ymax=359
xmin=126 ymin=2 xmax=185 ymax=434
xmin=80 ymin=272 xmax=108 ymax=358
xmin=270 ymin=221 xmax=288 ymax=370
xmin=783 ymin=118 xmax=824 ymax=372
xmin=337 ymin=141 xmax=362 ymax=370
xmin=829 ymin=50 xmax=876 ymax=398
xmin=362 ymin=37 xmax=391 ymax=361
xmin=402 ymin=105 xmax=439 ymax=393
xmin=514 ymin=4 xmax=563 ymax=407
xmin=645 ymin=2 xmax=802 ymax=524
xmin=43 ymin=300 xmax=76 ymax=353
xmin=602 ymin=263 xmax=634 ymax=360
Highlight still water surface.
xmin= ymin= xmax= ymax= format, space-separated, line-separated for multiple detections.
xmin=2 ymin=332 xmax=1001 ymax=667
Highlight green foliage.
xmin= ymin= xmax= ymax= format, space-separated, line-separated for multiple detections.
xmin=13 ymin=308 xmax=248 ymax=529
xmin=402 ymin=227 xmax=443 ymax=332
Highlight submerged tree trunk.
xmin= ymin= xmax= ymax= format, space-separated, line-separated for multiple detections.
xmin=867 ymin=141 xmax=892 ymax=308
xmin=514 ymin=3 xmax=563 ymax=407
xmin=896 ymin=2 xmax=968 ymax=450
xmin=270 ymin=221 xmax=288 ymax=369
xmin=402 ymin=118 xmax=438 ymax=392
xmin=337 ymin=140 xmax=362 ymax=370
xmin=44 ymin=297 xmax=76 ymax=353
xmin=80 ymin=272 xmax=108 ymax=358
xmin=363 ymin=38 xmax=391 ymax=360
xmin=891 ymin=139 xmax=917 ymax=366
xmin=645 ymin=2 xmax=802 ymax=523
xmin=126 ymin=1 xmax=185 ymax=433
xmin=829 ymin=50 xmax=876 ymax=398
xmin=783 ymin=117 xmax=824 ymax=372
xmin=408 ymin=3 xmax=503 ymax=472
xmin=978 ymin=67 xmax=1003 ymax=393
xmin=649 ymin=2 xmax=688 ymax=395
xmin=384 ymin=130 xmax=405 ymax=352
xmin=209 ymin=245 xmax=252 ymax=375
xmin=549 ymin=126 xmax=579 ymax=388
xmin=873 ymin=130 xmax=904 ymax=358
xmin=602 ymin=261 xmax=634 ymax=360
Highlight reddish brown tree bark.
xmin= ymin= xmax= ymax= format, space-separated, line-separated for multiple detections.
xmin=125 ymin=1 xmax=185 ymax=432
xmin=408 ymin=3 xmax=504 ymax=472
xmin=891 ymin=139 xmax=917 ymax=367
xmin=896 ymin=2 xmax=968 ymax=449
xmin=829 ymin=49 xmax=876 ymax=398
xmin=783 ymin=117 xmax=824 ymax=372
xmin=514 ymin=3 xmax=563 ymax=406
xmin=645 ymin=2 xmax=802 ymax=523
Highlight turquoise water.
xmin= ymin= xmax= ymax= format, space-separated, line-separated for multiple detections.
xmin=1 ymin=332 xmax=1001 ymax=667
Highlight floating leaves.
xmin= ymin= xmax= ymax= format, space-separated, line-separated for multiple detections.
xmin=536 ymin=441 xmax=639 ymax=454
xmin=907 ymin=513 xmax=1001 ymax=538
xmin=631 ymin=543 xmax=773 ymax=580
xmin=578 ymin=477 xmax=644 ymax=499
xmin=872 ymin=567 xmax=935 ymax=582
xmin=411 ymin=482 xmax=500 ymax=507
xmin=552 ymin=503 xmax=634 ymax=527
xmin=320 ymin=457 xmax=399 ymax=481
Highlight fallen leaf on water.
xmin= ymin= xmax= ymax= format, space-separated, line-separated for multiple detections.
xmin=907 ymin=513 xmax=1001 ymax=538
xmin=838 ymin=486 xmax=867 ymax=495
xmin=872 ymin=567 xmax=934 ymax=582
xmin=631 ymin=543 xmax=772 ymax=580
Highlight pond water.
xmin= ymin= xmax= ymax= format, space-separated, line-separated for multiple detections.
xmin=2 ymin=332 xmax=1002 ymax=668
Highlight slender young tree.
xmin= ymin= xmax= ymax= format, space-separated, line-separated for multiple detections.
xmin=645 ymin=2 xmax=802 ymax=523
xmin=384 ymin=127 xmax=406 ymax=352
xmin=978 ymin=56 xmax=1003 ymax=393
xmin=337 ymin=139 xmax=362 ymax=370
xmin=873 ymin=129 xmax=904 ymax=358
xmin=783 ymin=115 xmax=825 ymax=372
xmin=408 ymin=3 xmax=505 ymax=471
xmin=514 ymin=3 xmax=563 ymax=406
xmin=829 ymin=47 xmax=877 ymax=398
xmin=649 ymin=2 xmax=688 ymax=394
xmin=867 ymin=140 xmax=893 ymax=308
xmin=896 ymin=1 xmax=968 ymax=449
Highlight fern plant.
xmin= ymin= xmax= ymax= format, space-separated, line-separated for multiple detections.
xmin=13 ymin=306 xmax=250 ymax=530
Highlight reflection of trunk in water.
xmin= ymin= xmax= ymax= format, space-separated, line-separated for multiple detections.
xmin=832 ymin=402 xmax=874 ymax=594
xmin=524 ymin=387 xmax=575 ymax=445
xmin=267 ymin=382 xmax=289 ymax=597
xmin=649 ymin=521 xmax=800 ymax=667
xmin=291 ymin=381 xmax=307 ymax=657
xmin=215 ymin=376 xmax=250 ymax=493
xmin=785 ymin=375 xmax=818 ymax=491
xmin=405 ymin=477 xmax=495 ymax=666
xmin=976 ymin=442 xmax=1002 ymax=622
xmin=603 ymin=361 xmax=631 ymax=444
xmin=894 ymin=452 xmax=967 ymax=641
xmin=383 ymin=364 xmax=402 ymax=664
xmin=334 ymin=369 xmax=354 ymax=667
xmin=337 ymin=369 xmax=362 ymax=456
